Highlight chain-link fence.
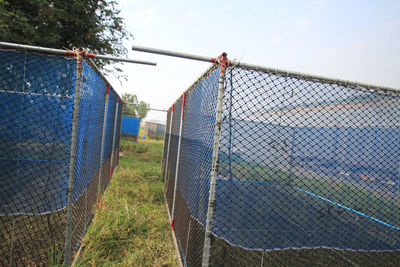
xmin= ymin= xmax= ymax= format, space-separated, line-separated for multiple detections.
xmin=0 ymin=47 xmax=122 ymax=266
xmin=163 ymin=63 xmax=400 ymax=266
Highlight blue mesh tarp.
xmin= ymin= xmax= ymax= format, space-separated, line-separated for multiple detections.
xmin=164 ymin=65 xmax=219 ymax=266
xmin=121 ymin=116 xmax=140 ymax=136
xmin=73 ymin=60 xmax=107 ymax=201
xmin=114 ymin=101 xmax=123 ymax=154
xmin=0 ymin=49 xmax=75 ymax=214
xmin=111 ymin=99 xmax=122 ymax=170
xmin=166 ymin=96 xmax=183 ymax=214
xmin=166 ymin=63 xmax=400 ymax=266
xmin=103 ymin=88 xmax=117 ymax=162
xmin=0 ymin=48 xmax=123 ymax=266
xmin=177 ymin=66 xmax=219 ymax=225
xmin=214 ymin=66 xmax=400 ymax=252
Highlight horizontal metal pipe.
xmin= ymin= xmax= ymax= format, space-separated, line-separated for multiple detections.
xmin=123 ymin=102 xmax=167 ymax=112
xmin=132 ymin=45 xmax=217 ymax=63
xmin=148 ymin=108 xmax=167 ymax=112
xmin=0 ymin=41 xmax=69 ymax=56
xmin=131 ymin=44 xmax=399 ymax=94
xmin=94 ymin=54 xmax=156 ymax=65
xmin=233 ymin=61 xmax=400 ymax=94
xmin=0 ymin=41 xmax=156 ymax=66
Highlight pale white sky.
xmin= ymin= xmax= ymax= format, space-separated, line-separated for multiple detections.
xmin=107 ymin=0 xmax=400 ymax=123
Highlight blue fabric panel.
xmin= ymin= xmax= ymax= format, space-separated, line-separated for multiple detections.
xmin=121 ymin=116 xmax=140 ymax=136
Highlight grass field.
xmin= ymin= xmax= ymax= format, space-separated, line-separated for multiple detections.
xmin=74 ymin=137 xmax=177 ymax=266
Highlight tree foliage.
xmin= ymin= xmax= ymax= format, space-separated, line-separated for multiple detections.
xmin=122 ymin=93 xmax=149 ymax=120
xmin=0 ymin=0 xmax=131 ymax=72
xmin=137 ymin=101 xmax=149 ymax=119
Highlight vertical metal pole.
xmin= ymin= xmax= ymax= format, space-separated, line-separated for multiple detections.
xmin=64 ymin=55 xmax=83 ymax=266
xmin=116 ymin=107 xmax=122 ymax=166
xmin=202 ymin=54 xmax=228 ymax=267
xmin=98 ymin=85 xmax=110 ymax=200
xmin=185 ymin=220 xmax=192 ymax=260
xmin=110 ymin=100 xmax=120 ymax=177
xmin=260 ymin=250 xmax=264 ymax=267
xmin=228 ymin=70 xmax=233 ymax=179
xmin=8 ymin=218 xmax=16 ymax=267
xmin=171 ymin=93 xmax=186 ymax=228
xmin=163 ymin=105 xmax=174 ymax=185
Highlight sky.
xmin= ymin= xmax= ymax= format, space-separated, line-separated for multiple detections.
xmin=107 ymin=0 xmax=400 ymax=123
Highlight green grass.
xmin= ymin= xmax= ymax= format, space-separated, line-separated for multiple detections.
xmin=74 ymin=138 xmax=177 ymax=266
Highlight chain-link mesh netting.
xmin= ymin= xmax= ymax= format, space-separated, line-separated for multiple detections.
xmin=166 ymin=96 xmax=183 ymax=215
xmin=164 ymin=65 xmax=221 ymax=266
xmin=174 ymin=66 xmax=220 ymax=267
xmin=162 ymin=108 xmax=172 ymax=183
xmin=99 ymin=87 xmax=118 ymax=194
xmin=164 ymin=64 xmax=400 ymax=266
xmin=0 ymin=48 xmax=122 ymax=265
xmin=0 ymin=49 xmax=75 ymax=266
xmin=111 ymin=101 xmax=122 ymax=173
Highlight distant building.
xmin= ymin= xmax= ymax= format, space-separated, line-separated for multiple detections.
xmin=144 ymin=121 xmax=166 ymax=140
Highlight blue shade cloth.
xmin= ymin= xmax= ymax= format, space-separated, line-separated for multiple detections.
xmin=0 ymin=50 xmax=75 ymax=214
xmin=215 ymin=67 xmax=400 ymax=251
xmin=0 ymin=50 xmax=122 ymax=214
xmin=121 ymin=116 xmax=140 ymax=136
xmin=165 ymin=63 xmax=400 ymax=267
xmin=103 ymin=88 xmax=117 ymax=163
xmin=0 ymin=48 xmax=123 ymax=265
xmin=73 ymin=60 xmax=107 ymax=202
xmin=176 ymin=67 xmax=220 ymax=226
xmin=163 ymin=65 xmax=220 ymax=266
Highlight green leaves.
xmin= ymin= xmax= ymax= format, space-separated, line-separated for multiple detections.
xmin=137 ymin=101 xmax=149 ymax=120
xmin=0 ymin=0 xmax=132 ymax=73
xmin=122 ymin=93 xmax=149 ymax=120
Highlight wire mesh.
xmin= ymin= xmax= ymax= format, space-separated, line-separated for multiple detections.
xmin=111 ymin=100 xmax=122 ymax=174
xmin=0 ymin=49 xmax=75 ymax=265
xmin=99 ymin=87 xmax=118 ymax=193
xmin=113 ymin=101 xmax=123 ymax=170
xmin=164 ymin=65 xmax=220 ymax=266
xmin=0 ymin=48 xmax=122 ymax=265
xmin=165 ymin=64 xmax=400 ymax=266
xmin=212 ymin=66 xmax=400 ymax=266
xmin=162 ymin=108 xmax=172 ymax=182
xmin=166 ymin=96 xmax=183 ymax=215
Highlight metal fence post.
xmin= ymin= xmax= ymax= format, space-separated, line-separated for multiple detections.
xmin=98 ymin=85 xmax=110 ymax=204
xmin=116 ymin=106 xmax=122 ymax=166
xmin=163 ymin=105 xmax=174 ymax=185
xmin=63 ymin=55 xmax=83 ymax=267
xmin=170 ymin=93 xmax=186 ymax=228
xmin=110 ymin=99 xmax=120 ymax=178
xmin=202 ymin=54 xmax=229 ymax=267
